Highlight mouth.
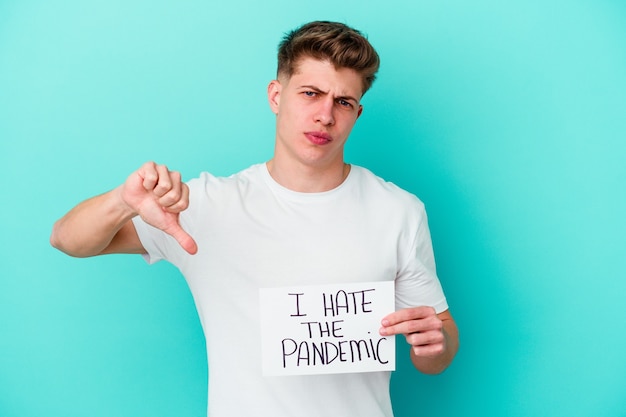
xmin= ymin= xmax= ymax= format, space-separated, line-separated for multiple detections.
xmin=305 ymin=131 xmax=332 ymax=145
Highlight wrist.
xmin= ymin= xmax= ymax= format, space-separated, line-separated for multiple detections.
xmin=112 ymin=185 xmax=139 ymax=220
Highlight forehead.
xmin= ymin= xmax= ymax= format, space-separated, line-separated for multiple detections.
xmin=285 ymin=57 xmax=364 ymax=98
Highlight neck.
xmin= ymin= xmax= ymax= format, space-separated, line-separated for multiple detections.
xmin=266 ymin=159 xmax=351 ymax=193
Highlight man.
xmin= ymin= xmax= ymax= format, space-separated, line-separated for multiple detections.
xmin=51 ymin=21 xmax=458 ymax=417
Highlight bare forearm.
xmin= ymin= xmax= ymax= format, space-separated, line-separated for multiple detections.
xmin=410 ymin=317 xmax=459 ymax=374
xmin=50 ymin=187 xmax=137 ymax=257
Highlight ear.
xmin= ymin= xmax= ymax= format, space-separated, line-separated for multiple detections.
xmin=267 ymin=80 xmax=281 ymax=114
xmin=357 ymin=104 xmax=363 ymax=119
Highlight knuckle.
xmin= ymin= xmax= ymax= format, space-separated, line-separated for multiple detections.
xmin=406 ymin=334 xmax=419 ymax=346
xmin=431 ymin=331 xmax=445 ymax=344
xmin=409 ymin=322 xmax=423 ymax=333
xmin=431 ymin=345 xmax=444 ymax=356
xmin=144 ymin=172 xmax=157 ymax=183
xmin=177 ymin=199 xmax=189 ymax=210
xmin=434 ymin=318 xmax=443 ymax=329
xmin=163 ymin=196 xmax=188 ymax=212
xmin=156 ymin=175 xmax=172 ymax=189
xmin=159 ymin=195 xmax=175 ymax=207
xmin=154 ymin=185 xmax=171 ymax=196
xmin=168 ymin=186 xmax=182 ymax=199
xmin=427 ymin=316 xmax=442 ymax=329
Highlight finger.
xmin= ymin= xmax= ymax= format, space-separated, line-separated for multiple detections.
xmin=164 ymin=182 xmax=190 ymax=213
xmin=381 ymin=306 xmax=436 ymax=327
xmin=164 ymin=222 xmax=198 ymax=255
xmin=139 ymin=161 xmax=159 ymax=191
xmin=153 ymin=164 xmax=174 ymax=197
xmin=158 ymin=173 xmax=185 ymax=209
xmin=380 ymin=321 xmax=424 ymax=337
xmin=406 ymin=329 xmax=445 ymax=348
xmin=380 ymin=315 xmax=442 ymax=336
xmin=412 ymin=342 xmax=446 ymax=358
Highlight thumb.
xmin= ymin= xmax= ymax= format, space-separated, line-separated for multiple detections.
xmin=164 ymin=222 xmax=198 ymax=255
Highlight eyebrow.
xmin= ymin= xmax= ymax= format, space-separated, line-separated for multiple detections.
xmin=300 ymin=85 xmax=360 ymax=104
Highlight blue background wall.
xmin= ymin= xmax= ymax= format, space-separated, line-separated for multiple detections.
xmin=1 ymin=1 xmax=625 ymax=416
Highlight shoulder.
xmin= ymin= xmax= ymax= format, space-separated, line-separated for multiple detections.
xmin=350 ymin=165 xmax=426 ymax=213
xmin=176 ymin=164 xmax=266 ymax=217
xmin=186 ymin=164 xmax=264 ymax=193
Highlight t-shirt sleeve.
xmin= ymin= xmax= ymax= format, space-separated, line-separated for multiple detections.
xmin=132 ymin=216 xmax=171 ymax=264
xmin=395 ymin=201 xmax=449 ymax=313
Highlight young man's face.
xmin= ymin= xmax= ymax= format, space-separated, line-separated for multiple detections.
xmin=268 ymin=57 xmax=364 ymax=171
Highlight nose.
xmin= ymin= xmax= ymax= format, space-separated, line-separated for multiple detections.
xmin=314 ymin=97 xmax=335 ymax=126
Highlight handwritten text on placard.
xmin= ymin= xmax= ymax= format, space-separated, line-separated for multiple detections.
xmin=259 ymin=281 xmax=395 ymax=376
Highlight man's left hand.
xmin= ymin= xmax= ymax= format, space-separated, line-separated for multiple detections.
xmin=379 ymin=306 xmax=446 ymax=357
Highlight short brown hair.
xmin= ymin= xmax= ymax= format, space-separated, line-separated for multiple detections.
xmin=277 ymin=21 xmax=380 ymax=94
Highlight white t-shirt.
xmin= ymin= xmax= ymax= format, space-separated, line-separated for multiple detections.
xmin=133 ymin=163 xmax=448 ymax=417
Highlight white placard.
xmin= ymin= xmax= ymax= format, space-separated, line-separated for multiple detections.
xmin=259 ymin=281 xmax=395 ymax=376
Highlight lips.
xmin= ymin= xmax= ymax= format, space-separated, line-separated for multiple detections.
xmin=305 ymin=131 xmax=332 ymax=145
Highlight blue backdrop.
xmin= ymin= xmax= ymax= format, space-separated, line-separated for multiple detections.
xmin=1 ymin=1 xmax=625 ymax=416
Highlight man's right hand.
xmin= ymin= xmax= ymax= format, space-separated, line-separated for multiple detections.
xmin=119 ymin=162 xmax=198 ymax=255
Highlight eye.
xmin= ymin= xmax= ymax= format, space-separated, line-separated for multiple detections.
xmin=337 ymin=99 xmax=353 ymax=108
xmin=303 ymin=91 xmax=317 ymax=97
